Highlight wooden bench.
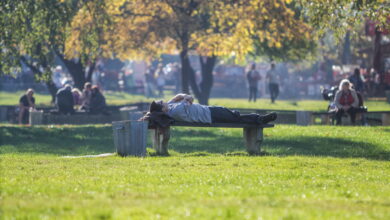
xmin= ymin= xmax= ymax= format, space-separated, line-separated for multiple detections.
xmin=151 ymin=122 xmax=274 ymax=155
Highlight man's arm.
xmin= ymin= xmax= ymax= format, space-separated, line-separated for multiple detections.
xmin=168 ymin=93 xmax=193 ymax=104
xmin=351 ymin=90 xmax=359 ymax=108
xmin=334 ymin=91 xmax=343 ymax=109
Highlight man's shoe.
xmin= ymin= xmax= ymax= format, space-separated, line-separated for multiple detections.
xmin=258 ymin=112 xmax=277 ymax=124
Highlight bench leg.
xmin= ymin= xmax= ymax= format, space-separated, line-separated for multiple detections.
xmin=153 ymin=127 xmax=170 ymax=155
xmin=321 ymin=115 xmax=330 ymax=125
xmin=382 ymin=113 xmax=390 ymax=126
xmin=243 ymin=127 xmax=263 ymax=155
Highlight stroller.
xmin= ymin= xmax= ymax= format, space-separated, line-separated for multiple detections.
xmin=321 ymin=86 xmax=339 ymax=113
xmin=321 ymin=86 xmax=367 ymax=125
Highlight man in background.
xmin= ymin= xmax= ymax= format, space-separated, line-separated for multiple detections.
xmin=56 ymin=84 xmax=74 ymax=115
xmin=246 ymin=63 xmax=261 ymax=102
xmin=266 ymin=63 xmax=280 ymax=103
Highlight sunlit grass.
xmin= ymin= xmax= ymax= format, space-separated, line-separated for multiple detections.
xmin=210 ymin=98 xmax=390 ymax=112
xmin=1 ymin=124 xmax=389 ymax=219
xmin=1 ymin=91 xmax=390 ymax=111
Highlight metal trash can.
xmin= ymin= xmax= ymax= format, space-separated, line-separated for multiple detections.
xmin=29 ymin=110 xmax=44 ymax=125
xmin=112 ymin=120 xmax=148 ymax=157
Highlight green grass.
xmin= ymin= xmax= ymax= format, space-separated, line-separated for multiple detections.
xmin=1 ymin=124 xmax=390 ymax=219
xmin=0 ymin=91 xmax=153 ymax=107
xmin=210 ymin=98 xmax=390 ymax=112
xmin=2 ymin=90 xmax=390 ymax=111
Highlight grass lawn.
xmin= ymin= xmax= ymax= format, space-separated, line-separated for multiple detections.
xmin=1 ymin=90 xmax=390 ymax=111
xmin=0 ymin=90 xmax=153 ymax=107
xmin=1 ymin=124 xmax=390 ymax=219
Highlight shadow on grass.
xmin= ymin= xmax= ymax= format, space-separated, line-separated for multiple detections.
xmin=382 ymin=128 xmax=390 ymax=133
xmin=0 ymin=126 xmax=114 ymax=156
xmin=169 ymin=129 xmax=390 ymax=161
xmin=264 ymin=136 xmax=390 ymax=161
xmin=1 ymin=126 xmax=389 ymax=161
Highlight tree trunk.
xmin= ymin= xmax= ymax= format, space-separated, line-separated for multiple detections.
xmin=20 ymin=56 xmax=58 ymax=103
xmin=178 ymin=35 xmax=216 ymax=105
xmin=178 ymin=53 xmax=217 ymax=105
xmin=198 ymin=55 xmax=217 ymax=105
xmin=373 ymin=28 xmax=385 ymax=96
xmin=86 ymin=61 xmax=96 ymax=83
xmin=179 ymin=49 xmax=192 ymax=94
xmin=342 ymin=31 xmax=351 ymax=65
xmin=373 ymin=28 xmax=383 ymax=76
xmin=58 ymin=55 xmax=86 ymax=90
xmin=45 ymin=81 xmax=58 ymax=103
xmin=66 ymin=60 xmax=86 ymax=90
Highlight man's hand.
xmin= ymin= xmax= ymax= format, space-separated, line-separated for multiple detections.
xmin=184 ymin=95 xmax=194 ymax=104
xmin=169 ymin=93 xmax=194 ymax=104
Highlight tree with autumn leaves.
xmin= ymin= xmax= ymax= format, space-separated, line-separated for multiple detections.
xmin=1 ymin=0 xmax=388 ymax=103
xmin=81 ymin=0 xmax=314 ymax=104
xmin=0 ymin=0 xmax=110 ymax=101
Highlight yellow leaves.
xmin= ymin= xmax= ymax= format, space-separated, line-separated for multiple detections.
xmin=304 ymin=32 xmax=311 ymax=40
xmin=64 ymin=0 xmax=314 ymax=61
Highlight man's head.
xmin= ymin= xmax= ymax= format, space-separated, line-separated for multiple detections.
xmin=64 ymin=84 xmax=72 ymax=91
xmin=354 ymin=68 xmax=360 ymax=76
xmin=339 ymin=79 xmax=351 ymax=91
xmin=150 ymin=100 xmax=168 ymax=113
xmin=251 ymin=63 xmax=256 ymax=70
xmin=26 ymin=88 xmax=34 ymax=97
xmin=91 ymin=85 xmax=100 ymax=94
xmin=84 ymin=82 xmax=92 ymax=91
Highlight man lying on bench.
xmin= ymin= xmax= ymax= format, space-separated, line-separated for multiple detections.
xmin=149 ymin=93 xmax=277 ymax=124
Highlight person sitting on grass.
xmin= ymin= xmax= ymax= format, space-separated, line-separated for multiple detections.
xmin=334 ymin=79 xmax=359 ymax=125
xmin=89 ymin=86 xmax=109 ymax=115
xmin=80 ymin=82 xmax=92 ymax=111
xmin=56 ymin=84 xmax=75 ymax=115
xmin=18 ymin=88 xmax=35 ymax=124
xmin=149 ymin=93 xmax=277 ymax=124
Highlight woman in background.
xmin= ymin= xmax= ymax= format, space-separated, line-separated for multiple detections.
xmin=334 ymin=79 xmax=359 ymax=125
xmin=18 ymin=88 xmax=35 ymax=124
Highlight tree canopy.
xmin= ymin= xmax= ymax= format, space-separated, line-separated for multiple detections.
xmin=66 ymin=0 xmax=314 ymax=104
xmin=5 ymin=0 xmax=371 ymax=103
xmin=300 ymin=0 xmax=390 ymax=38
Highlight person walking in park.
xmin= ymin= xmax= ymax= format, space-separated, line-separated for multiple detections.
xmin=348 ymin=68 xmax=364 ymax=94
xmin=18 ymin=88 xmax=35 ymax=124
xmin=144 ymin=68 xmax=156 ymax=98
xmin=155 ymin=64 xmax=166 ymax=97
xmin=266 ymin=63 xmax=280 ymax=103
xmin=56 ymin=84 xmax=75 ymax=115
xmin=172 ymin=63 xmax=181 ymax=94
xmin=334 ymin=79 xmax=359 ymax=125
xmin=80 ymin=82 xmax=92 ymax=111
xmin=148 ymin=93 xmax=277 ymax=124
xmin=246 ymin=63 xmax=261 ymax=102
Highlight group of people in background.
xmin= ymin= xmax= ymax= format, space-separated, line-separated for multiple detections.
xmin=246 ymin=63 xmax=280 ymax=103
xmin=144 ymin=63 xmax=181 ymax=98
xmin=246 ymin=63 xmax=371 ymax=125
xmin=18 ymin=83 xmax=108 ymax=124
xmin=55 ymin=82 xmax=108 ymax=115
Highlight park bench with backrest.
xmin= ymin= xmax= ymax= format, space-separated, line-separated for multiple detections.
xmin=150 ymin=121 xmax=274 ymax=155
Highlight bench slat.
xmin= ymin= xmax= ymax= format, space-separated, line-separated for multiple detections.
xmin=171 ymin=121 xmax=274 ymax=128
